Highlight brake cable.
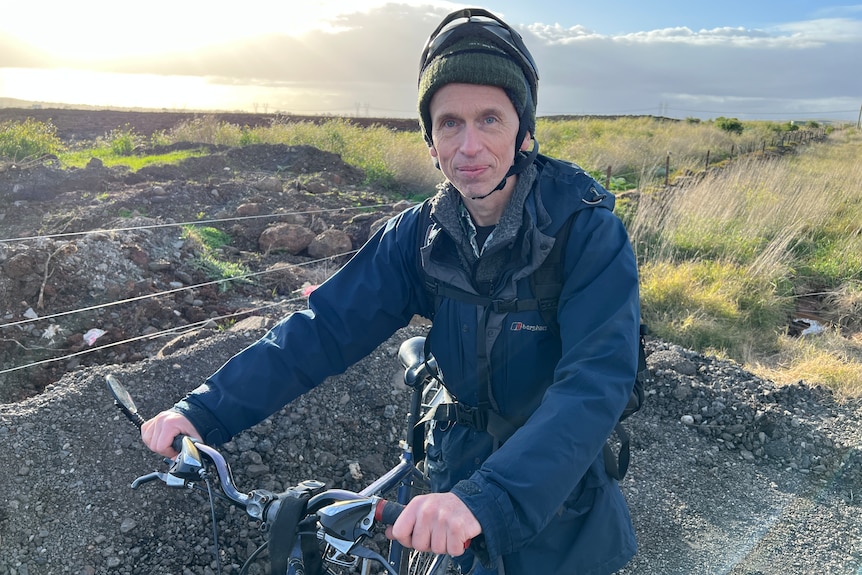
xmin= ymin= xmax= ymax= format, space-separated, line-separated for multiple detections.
xmin=240 ymin=542 xmax=269 ymax=575
xmin=204 ymin=475 xmax=223 ymax=575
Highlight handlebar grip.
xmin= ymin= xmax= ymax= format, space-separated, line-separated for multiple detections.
xmin=171 ymin=435 xmax=187 ymax=454
xmin=374 ymin=499 xmax=405 ymax=526
xmin=374 ymin=499 xmax=473 ymax=551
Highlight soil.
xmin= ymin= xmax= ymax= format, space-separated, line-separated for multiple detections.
xmin=0 ymin=108 xmax=416 ymax=403
xmin=0 ymin=108 xmax=420 ymax=143
xmin=0 ymin=108 xmax=860 ymax=575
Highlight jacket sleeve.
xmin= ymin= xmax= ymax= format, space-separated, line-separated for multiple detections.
xmin=451 ymin=206 xmax=640 ymax=561
xmin=174 ymin=206 xmax=430 ymax=443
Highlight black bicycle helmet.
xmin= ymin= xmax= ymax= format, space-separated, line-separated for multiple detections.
xmin=418 ymin=8 xmax=540 ymax=194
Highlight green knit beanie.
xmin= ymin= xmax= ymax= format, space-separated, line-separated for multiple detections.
xmin=418 ymin=37 xmax=535 ymax=144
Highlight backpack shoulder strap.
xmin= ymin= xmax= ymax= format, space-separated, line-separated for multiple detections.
xmin=416 ymin=199 xmax=440 ymax=317
xmin=529 ymin=214 xmax=576 ymax=336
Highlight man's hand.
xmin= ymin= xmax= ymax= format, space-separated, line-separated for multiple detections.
xmin=386 ymin=492 xmax=481 ymax=557
xmin=141 ymin=410 xmax=201 ymax=458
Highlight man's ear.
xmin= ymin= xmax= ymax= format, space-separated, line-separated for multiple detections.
xmin=428 ymin=146 xmax=441 ymax=170
xmin=429 ymin=147 xmax=442 ymax=170
xmin=519 ymin=132 xmax=534 ymax=152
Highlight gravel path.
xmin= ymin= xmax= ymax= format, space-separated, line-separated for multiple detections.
xmin=1 ymin=318 xmax=860 ymax=575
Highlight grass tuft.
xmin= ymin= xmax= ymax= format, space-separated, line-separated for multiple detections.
xmin=182 ymin=226 xmax=251 ymax=291
xmin=0 ymin=118 xmax=65 ymax=161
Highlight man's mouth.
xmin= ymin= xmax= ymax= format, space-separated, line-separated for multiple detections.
xmin=457 ymin=165 xmax=488 ymax=178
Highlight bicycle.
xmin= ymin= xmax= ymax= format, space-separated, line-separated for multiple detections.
xmin=108 ymin=335 xmax=457 ymax=575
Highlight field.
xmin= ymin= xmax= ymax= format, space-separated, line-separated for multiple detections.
xmin=2 ymin=107 xmax=859 ymax=398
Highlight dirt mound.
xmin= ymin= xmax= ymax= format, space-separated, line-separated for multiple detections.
xmin=0 ymin=132 xmax=407 ymax=402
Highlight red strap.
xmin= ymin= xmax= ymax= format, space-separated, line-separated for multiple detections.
xmin=374 ymin=499 xmax=387 ymax=522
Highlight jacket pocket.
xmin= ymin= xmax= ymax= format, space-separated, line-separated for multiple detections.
xmin=426 ymin=422 xmax=494 ymax=493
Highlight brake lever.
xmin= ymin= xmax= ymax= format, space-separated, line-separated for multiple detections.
xmin=130 ymin=471 xmax=187 ymax=489
xmin=130 ymin=471 xmax=164 ymax=488
xmin=320 ymin=531 xmax=398 ymax=575
xmin=337 ymin=543 xmax=398 ymax=575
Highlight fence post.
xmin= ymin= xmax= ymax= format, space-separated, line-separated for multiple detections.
xmin=665 ymin=152 xmax=670 ymax=187
xmin=705 ymin=149 xmax=710 ymax=170
xmin=605 ymin=165 xmax=611 ymax=189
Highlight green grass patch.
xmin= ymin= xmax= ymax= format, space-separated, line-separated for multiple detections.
xmin=182 ymin=226 xmax=251 ymax=291
xmin=59 ymin=146 xmax=209 ymax=170
xmin=639 ymin=259 xmax=793 ymax=359
xmin=0 ymin=118 xmax=65 ymax=161
xmin=183 ymin=225 xmax=232 ymax=251
xmin=190 ymin=254 xmax=251 ymax=291
xmin=107 ymin=124 xmax=143 ymax=156
xmin=115 ymin=205 xmax=148 ymax=218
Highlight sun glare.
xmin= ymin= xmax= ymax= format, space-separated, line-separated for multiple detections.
xmin=0 ymin=0 xmax=445 ymax=113
xmin=1 ymin=0 xmax=415 ymax=62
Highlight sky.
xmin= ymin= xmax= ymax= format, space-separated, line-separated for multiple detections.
xmin=1 ymin=0 xmax=860 ymax=121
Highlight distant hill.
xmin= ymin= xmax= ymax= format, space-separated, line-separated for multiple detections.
xmin=0 ymin=97 xmax=205 ymax=113
xmin=0 ymin=97 xmax=46 ymax=109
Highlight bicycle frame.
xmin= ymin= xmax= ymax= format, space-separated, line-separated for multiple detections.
xmin=358 ymin=451 xmax=422 ymax=570
xmin=309 ymin=347 xmax=445 ymax=573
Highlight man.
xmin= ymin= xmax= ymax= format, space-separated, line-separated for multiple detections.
xmin=143 ymin=8 xmax=639 ymax=574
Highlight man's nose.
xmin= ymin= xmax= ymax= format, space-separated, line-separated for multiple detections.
xmin=459 ymin=124 xmax=483 ymax=155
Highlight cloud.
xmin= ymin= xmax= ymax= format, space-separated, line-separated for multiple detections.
xmin=521 ymin=16 xmax=862 ymax=118
xmin=89 ymin=4 xmax=439 ymax=85
xmin=773 ymin=17 xmax=862 ymax=41
xmin=2 ymin=3 xmax=859 ymax=120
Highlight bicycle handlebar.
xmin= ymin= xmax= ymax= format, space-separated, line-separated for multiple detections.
xmin=107 ymin=342 xmax=444 ymax=575
xmin=376 ymin=499 xmax=406 ymax=525
xmin=130 ymin=434 xmax=405 ymax=543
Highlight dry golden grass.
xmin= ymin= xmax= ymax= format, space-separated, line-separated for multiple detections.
xmin=631 ymin=128 xmax=862 ymax=395
xmin=142 ymin=114 xmax=862 ymax=395
xmin=751 ymin=331 xmax=862 ymax=399
xmin=536 ymin=116 xmax=775 ymax=185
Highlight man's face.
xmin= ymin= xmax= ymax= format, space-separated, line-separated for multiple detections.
xmin=428 ymin=83 xmax=528 ymax=201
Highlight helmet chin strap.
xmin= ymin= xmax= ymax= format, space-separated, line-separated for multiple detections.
xmin=468 ymin=140 xmax=538 ymax=200
xmin=469 ymin=86 xmax=537 ymax=201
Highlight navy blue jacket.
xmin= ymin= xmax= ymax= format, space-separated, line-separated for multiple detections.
xmin=176 ymin=154 xmax=640 ymax=574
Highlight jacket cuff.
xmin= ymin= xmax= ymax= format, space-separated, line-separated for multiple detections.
xmin=451 ymin=478 xmax=514 ymax=566
xmin=172 ymin=398 xmax=230 ymax=446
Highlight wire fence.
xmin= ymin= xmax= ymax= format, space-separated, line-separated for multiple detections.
xmin=597 ymin=127 xmax=829 ymax=191
xmin=0 ymin=205 xmax=378 ymax=378
xmin=0 ymin=126 xmax=833 ymax=379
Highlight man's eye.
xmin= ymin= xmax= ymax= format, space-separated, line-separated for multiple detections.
xmin=443 ymin=119 xmax=457 ymax=128
xmin=484 ymin=116 xmax=498 ymax=125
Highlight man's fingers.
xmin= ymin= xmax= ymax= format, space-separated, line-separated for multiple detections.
xmin=140 ymin=411 xmax=200 ymax=458
xmin=385 ymin=493 xmax=479 ymax=557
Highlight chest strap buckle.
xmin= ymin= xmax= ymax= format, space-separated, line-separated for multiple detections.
xmin=433 ymin=402 xmax=488 ymax=431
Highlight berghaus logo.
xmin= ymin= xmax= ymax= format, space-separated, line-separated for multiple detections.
xmin=510 ymin=322 xmax=548 ymax=332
